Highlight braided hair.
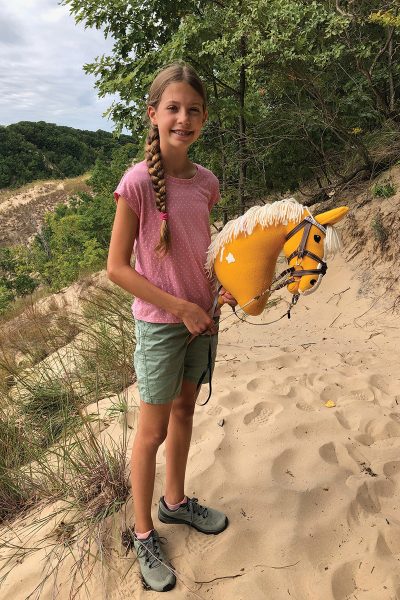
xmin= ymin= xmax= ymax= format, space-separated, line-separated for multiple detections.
xmin=145 ymin=62 xmax=207 ymax=256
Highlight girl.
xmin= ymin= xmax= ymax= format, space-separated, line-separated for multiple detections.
xmin=107 ymin=62 xmax=235 ymax=592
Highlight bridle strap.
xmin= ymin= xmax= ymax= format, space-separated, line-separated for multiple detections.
xmin=287 ymin=248 xmax=326 ymax=264
xmin=285 ymin=216 xmax=326 ymax=242
xmin=285 ymin=216 xmax=327 ymax=278
xmin=290 ymin=266 xmax=327 ymax=277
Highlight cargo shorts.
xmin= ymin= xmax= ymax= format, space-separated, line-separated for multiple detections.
xmin=133 ymin=318 xmax=219 ymax=404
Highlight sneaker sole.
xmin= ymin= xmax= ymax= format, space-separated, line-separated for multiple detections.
xmin=158 ymin=512 xmax=229 ymax=535
xmin=141 ymin=574 xmax=176 ymax=592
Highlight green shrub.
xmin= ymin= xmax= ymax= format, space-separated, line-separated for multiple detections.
xmin=372 ymin=180 xmax=396 ymax=198
xmin=20 ymin=380 xmax=81 ymax=447
xmin=371 ymin=212 xmax=388 ymax=249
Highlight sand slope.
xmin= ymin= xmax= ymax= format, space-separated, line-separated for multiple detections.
xmin=2 ymin=254 xmax=400 ymax=600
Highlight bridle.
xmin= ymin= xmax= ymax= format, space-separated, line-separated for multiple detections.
xmin=284 ymin=215 xmax=328 ymax=282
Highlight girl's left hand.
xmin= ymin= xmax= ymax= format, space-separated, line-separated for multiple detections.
xmin=218 ymin=287 xmax=237 ymax=307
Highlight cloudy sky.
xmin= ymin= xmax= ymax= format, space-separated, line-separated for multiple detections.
xmin=0 ymin=0 xmax=118 ymax=132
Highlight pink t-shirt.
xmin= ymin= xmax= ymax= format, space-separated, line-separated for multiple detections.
xmin=113 ymin=160 xmax=220 ymax=323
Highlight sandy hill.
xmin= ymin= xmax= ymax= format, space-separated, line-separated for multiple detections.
xmin=0 ymin=175 xmax=91 ymax=247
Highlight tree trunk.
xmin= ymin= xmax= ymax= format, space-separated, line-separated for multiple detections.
xmin=388 ymin=27 xmax=395 ymax=113
xmin=238 ymin=35 xmax=247 ymax=215
xmin=212 ymin=74 xmax=228 ymax=224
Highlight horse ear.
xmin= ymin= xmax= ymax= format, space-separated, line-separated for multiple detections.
xmin=314 ymin=206 xmax=349 ymax=226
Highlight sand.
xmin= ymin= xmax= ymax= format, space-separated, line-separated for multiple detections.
xmin=1 ymin=253 xmax=400 ymax=600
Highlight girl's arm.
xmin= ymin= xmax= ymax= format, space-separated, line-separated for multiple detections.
xmin=107 ymin=196 xmax=216 ymax=335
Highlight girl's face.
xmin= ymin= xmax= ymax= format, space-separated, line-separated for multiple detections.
xmin=147 ymin=82 xmax=207 ymax=151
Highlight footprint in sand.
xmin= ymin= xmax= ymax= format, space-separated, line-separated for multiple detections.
xmin=267 ymin=353 xmax=300 ymax=369
xmin=334 ymin=411 xmax=351 ymax=430
xmin=389 ymin=411 xmax=400 ymax=424
xmin=185 ymin=529 xmax=219 ymax=555
xmin=368 ymin=374 xmax=390 ymax=396
xmin=355 ymin=419 xmax=400 ymax=446
xmin=349 ymin=388 xmax=375 ymax=403
xmin=331 ymin=561 xmax=357 ymax=600
xmin=270 ymin=378 xmax=297 ymax=398
xmin=376 ymin=525 xmax=400 ymax=555
xmin=296 ymin=401 xmax=315 ymax=412
xmin=332 ymin=555 xmax=396 ymax=600
xmin=319 ymin=441 xmax=339 ymax=464
xmin=347 ymin=480 xmax=381 ymax=524
xmin=316 ymin=371 xmax=347 ymax=386
xmin=246 ymin=377 xmax=272 ymax=391
xmin=243 ymin=401 xmax=277 ymax=426
xmin=206 ymin=404 xmax=223 ymax=416
xmin=354 ymin=432 xmax=374 ymax=446
xmin=383 ymin=460 xmax=400 ymax=479
xmin=293 ymin=421 xmax=324 ymax=440
xmin=320 ymin=383 xmax=343 ymax=404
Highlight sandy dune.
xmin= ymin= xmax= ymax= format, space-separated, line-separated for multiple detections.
xmin=1 ymin=253 xmax=400 ymax=600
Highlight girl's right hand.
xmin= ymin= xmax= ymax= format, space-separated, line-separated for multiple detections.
xmin=181 ymin=302 xmax=217 ymax=336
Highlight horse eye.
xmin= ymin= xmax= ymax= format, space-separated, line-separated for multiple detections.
xmin=310 ymin=279 xmax=317 ymax=285
xmin=314 ymin=235 xmax=321 ymax=243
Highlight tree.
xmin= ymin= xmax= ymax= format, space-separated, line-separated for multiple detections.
xmin=63 ymin=0 xmax=400 ymax=209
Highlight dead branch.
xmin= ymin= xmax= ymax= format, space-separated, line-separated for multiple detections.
xmin=195 ymin=572 xmax=245 ymax=584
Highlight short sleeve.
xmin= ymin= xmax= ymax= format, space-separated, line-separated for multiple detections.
xmin=113 ymin=169 xmax=141 ymax=218
xmin=208 ymin=175 xmax=220 ymax=211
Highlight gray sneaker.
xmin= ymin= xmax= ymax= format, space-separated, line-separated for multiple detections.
xmin=158 ymin=496 xmax=228 ymax=534
xmin=125 ymin=528 xmax=176 ymax=592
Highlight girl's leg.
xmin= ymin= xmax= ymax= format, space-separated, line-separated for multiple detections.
xmin=164 ymin=379 xmax=198 ymax=505
xmin=131 ymin=399 xmax=173 ymax=533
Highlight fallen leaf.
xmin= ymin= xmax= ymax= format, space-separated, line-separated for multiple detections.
xmin=324 ymin=400 xmax=336 ymax=408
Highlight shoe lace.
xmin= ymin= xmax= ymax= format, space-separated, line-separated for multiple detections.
xmin=122 ymin=528 xmax=168 ymax=569
xmin=187 ymin=497 xmax=208 ymax=520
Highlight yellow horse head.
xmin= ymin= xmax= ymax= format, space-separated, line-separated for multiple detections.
xmin=206 ymin=199 xmax=349 ymax=316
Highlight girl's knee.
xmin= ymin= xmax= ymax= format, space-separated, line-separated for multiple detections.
xmin=135 ymin=426 xmax=168 ymax=451
xmin=134 ymin=399 xmax=172 ymax=450
xmin=172 ymin=396 xmax=196 ymax=420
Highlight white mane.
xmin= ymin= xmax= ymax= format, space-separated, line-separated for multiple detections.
xmin=206 ymin=198 xmax=306 ymax=274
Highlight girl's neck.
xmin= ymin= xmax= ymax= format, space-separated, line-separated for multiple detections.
xmin=160 ymin=146 xmax=194 ymax=179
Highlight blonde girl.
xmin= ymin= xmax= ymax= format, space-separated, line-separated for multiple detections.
xmin=107 ymin=62 xmax=235 ymax=592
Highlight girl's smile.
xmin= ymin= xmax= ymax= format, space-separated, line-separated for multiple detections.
xmin=148 ymin=82 xmax=207 ymax=151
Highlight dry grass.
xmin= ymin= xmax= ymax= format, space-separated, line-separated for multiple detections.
xmin=0 ymin=278 xmax=135 ymax=598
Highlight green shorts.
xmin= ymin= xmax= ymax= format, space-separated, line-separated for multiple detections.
xmin=134 ymin=319 xmax=219 ymax=405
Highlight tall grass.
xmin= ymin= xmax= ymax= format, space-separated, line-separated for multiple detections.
xmin=0 ymin=279 xmax=135 ymax=598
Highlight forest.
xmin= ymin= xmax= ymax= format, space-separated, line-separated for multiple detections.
xmin=0 ymin=121 xmax=133 ymax=188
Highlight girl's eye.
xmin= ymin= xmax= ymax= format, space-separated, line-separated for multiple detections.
xmin=190 ymin=108 xmax=200 ymax=112
xmin=167 ymin=106 xmax=178 ymax=111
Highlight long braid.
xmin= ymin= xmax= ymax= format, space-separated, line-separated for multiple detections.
xmin=145 ymin=125 xmax=170 ymax=256
xmin=144 ymin=62 xmax=207 ymax=256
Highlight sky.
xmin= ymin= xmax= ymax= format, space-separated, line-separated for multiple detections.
xmin=0 ymin=0 xmax=119 ymax=133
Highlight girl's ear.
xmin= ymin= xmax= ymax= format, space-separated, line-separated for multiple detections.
xmin=147 ymin=105 xmax=157 ymax=126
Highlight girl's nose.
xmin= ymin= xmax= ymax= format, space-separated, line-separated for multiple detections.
xmin=178 ymin=110 xmax=190 ymax=124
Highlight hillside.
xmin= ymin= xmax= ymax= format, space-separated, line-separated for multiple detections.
xmin=0 ymin=175 xmax=92 ymax=247
xmin=0 ymin=121 xmax=135 ymax=189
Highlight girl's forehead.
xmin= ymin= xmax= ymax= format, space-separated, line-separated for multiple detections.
xmin=160 ymin=82 xmax=203 ymax=105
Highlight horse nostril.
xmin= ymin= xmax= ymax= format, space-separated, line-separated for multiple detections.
xmin=310 ymin=279 xmax=317 ymax=286
xmin=314 ymin=235 xmax=321 ymax=243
